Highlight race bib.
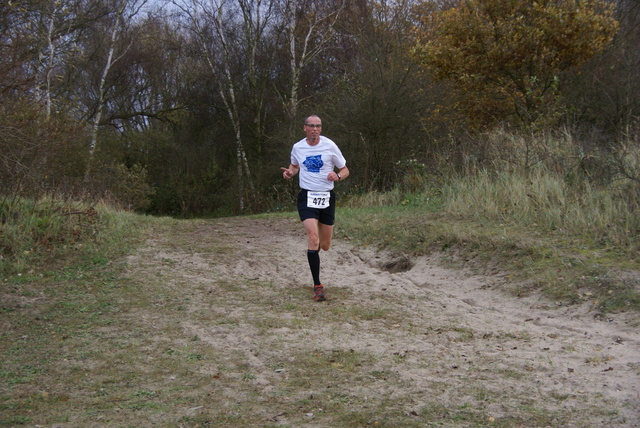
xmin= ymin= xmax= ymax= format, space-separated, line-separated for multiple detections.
xmin=307 ymin=191 xmax=330 ymax=209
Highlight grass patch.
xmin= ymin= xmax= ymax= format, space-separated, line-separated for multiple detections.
xmin=1 ymin=197 xmax=172 ymax=426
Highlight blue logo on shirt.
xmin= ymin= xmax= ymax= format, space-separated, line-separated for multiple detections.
xmin=303 ymin=155 xmax=323 ymax=173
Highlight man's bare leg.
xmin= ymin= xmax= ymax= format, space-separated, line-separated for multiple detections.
xmin=318 ymin=222 xmax=334 ymax=251
xmin=302 ymin=218 xmax=329 ymax=301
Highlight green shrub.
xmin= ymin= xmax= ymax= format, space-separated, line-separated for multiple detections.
xmin=89 ymin=163 xmax=154 ymax=212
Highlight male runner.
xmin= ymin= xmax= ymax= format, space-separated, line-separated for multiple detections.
xmin=281 ymin=115 xmax=349 ymax=301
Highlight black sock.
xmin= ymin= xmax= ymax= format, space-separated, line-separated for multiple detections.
xmin=307 ymin=250 xmax=321 ymax=286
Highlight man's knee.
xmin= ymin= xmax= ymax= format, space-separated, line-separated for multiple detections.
xmin=320 ymin=242 xmax=331 ymax=251
xmin=307 ymin=234 xmax=320 ymax=249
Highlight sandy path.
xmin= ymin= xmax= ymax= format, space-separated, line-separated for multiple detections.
xmin=140 ymin=216 xmax=640 ymax=426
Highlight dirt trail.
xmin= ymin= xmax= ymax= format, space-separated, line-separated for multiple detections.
xmin=134 ymin=216 xmax=640 ymax=426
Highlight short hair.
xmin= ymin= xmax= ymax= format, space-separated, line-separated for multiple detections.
xmin=304 ymin=115 xmax=321 ymax=124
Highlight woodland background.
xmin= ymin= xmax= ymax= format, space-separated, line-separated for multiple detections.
xmin=1 ymin=0 xmax=638 ymax=217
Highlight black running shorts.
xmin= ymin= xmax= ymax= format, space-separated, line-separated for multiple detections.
xmin=297 ymin=189 xmax=336 ymax=225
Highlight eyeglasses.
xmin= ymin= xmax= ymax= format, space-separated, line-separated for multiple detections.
xmin=305 ymin=123 xmax=322 ymax=128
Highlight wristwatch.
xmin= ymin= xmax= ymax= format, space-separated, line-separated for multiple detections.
xmin=337 ymin=173 xmax=341 ymax=180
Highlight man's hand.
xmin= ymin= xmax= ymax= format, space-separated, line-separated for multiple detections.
xmin=281 ymin=167 xmax=293 ymax=180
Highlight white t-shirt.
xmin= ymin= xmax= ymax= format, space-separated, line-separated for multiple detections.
xmin=290 ymin=136 xmax=346 ymax=191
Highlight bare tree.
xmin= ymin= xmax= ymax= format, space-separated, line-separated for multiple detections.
xmin=176 ymin=0 xmax=273 ymax=210
xmin=281 ymin=0 xmax=343 ymax=130
xmin=0 ymin=1 xmax=36 ymax=97
xmin=238 ymin=0 xmax=277 ymax=155
xmin=35 ymin=0 xmax=78 ymax=118
xmin=88 ymin=0 xmax=148 ymax=168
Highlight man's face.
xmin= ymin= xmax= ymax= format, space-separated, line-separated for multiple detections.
xmin=304 ymin=118 xmax=322 ymax=142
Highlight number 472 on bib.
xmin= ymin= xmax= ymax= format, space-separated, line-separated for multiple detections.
xmin=307 ymin=191 xmax=330 ymax=209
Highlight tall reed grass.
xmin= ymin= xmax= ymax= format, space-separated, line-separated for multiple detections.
xmin=442 ymin=167 xmax=638 ymax=252
xmin=440 ymin=127 xmax=639 ymax=255
xmin=341 ymin=129 xmax=639 ymax=257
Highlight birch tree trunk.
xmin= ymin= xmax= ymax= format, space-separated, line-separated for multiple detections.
xmin=88 ymin=1 xmax=126 ymax=163
xmin=178 ymin=0 xmax=259 ymax=211
xmin=238 ymin=0 xmax=273 ymax=158
xmin=212 ymin=0 xmax=256 ymax=209
xmin=283 ymin=0 xmax=343 ymax=133
xmin=87 ymin=0 xmax=146 ymax=176
xmin=43 ymin=4 xmax=58 ymax=119
xmin=37 ymin=1 xmax=78 ymax=120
